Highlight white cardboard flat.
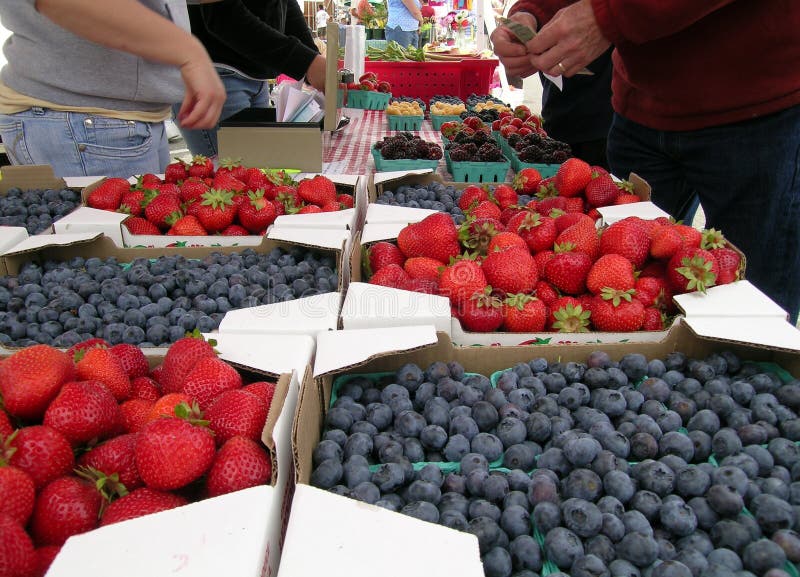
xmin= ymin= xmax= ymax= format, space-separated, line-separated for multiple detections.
xmin=210 ymin=332 xmax=316 ymax=377
xmin=360 ymin=222 xmax=408 ymax=244
xmin=0 ymin=227 xmax=29 ymax=255
xmin=266 ymin=226 xmax=350 ymax=250
xmin=63 ymin=176 xmax=105 ymax=188
xmin=341 ymin=282 xmax=451 ymax=332
xmin=597 ymin=201 xmax=670 ymax=225
xmin=371 ymin=168 xmax=434 ymax=185
xmin=2 ymin=231 xmax=99 ymax=253
xmin=52 ymin=206 xmax=126 ymax=246
xmin=278 ymin=485 xmax=484 ymax=577
xmin=272 ymin=208 xmax=356 ymax=230
xmin=217 ymin=292 xmax=342 ymax=336
xmin=365 ymin=203 xmax=438 ymax=224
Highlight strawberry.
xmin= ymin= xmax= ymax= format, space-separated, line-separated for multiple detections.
xmin=0 ymin=466 xmax=35 ymax=525
xmin=187 ymin=155 xmax=214 ymax=179
xmin=467 ymin=200 xmax=502 ymax=221
xmin=554 ymin=158 xmax=592 ymax=197
xmin=33 ymin=546 xmax=61 ymax=577
xmin=181 ymin=357 xmax=243 ymax=410
xmin=364 ymin=241 xmax=406 ymax=278
xmin=87 ymin=177 xmax=130 ymax=210
xmin=599 ymin=218 xmax=651 ymax=268
xmin=118 ymin=188 xmax=147 ymax=216
xmin=458 ymin=185 xmax=490 ymax=211
xmin=320 ymin=200 xmax=340 ymax=212
xmin=481 ymin=247 xmax=538 ymax=295
xmin=544 ymin=249 xmax=593 ymax=295
xmin=78 ymin=433 xmax=142 ymax=492
xmin=43 ymin=380 xmax=121 ymax=446
xmin=134 ymin=410 xmax=215 ymax=491
xmin=30 ymin=476 xmax=101 ymax=546
xmin=642 ymin=307 xmax=665 ymax=331
xmin=0 ymin=514 xmax=36 ymax=577
xmin=6 ymin=426 xmax=74 ymax=490
xmin=403 ymin=278 xmax=439 ymax=294
xmin=635 ymin=276 xmax=671 ymax=310
xmin=584 ymin=173 xmax=620 ymax=207
xmin=403 ymin=257 xmax=444 ymax=282
xmin=156 ymin=182 xmax=180 ymax=197
xmin=144 ymin=192 xmax=182 ymax=230
xmin=179 ymin=177 xmax=210 ymax=204
xmin=538 ymin=195 xmax=568 ymax=215
xmin=554 ymin=212 xmax=593 ymax=234
xmin=614 ymin=192 xmax=640 ymax=205
xmin=457 ymin=288 xmax=504 ymax=332
xmin=297 ymin=204 xmax=322 ymax=214
xmin=336 ymin=193 xmax=354 ymax=208
xmin=275 ymin=185 xmax=301 ymax=211
xmin=502 ymin=294 xmax=547 ymax=332
xmin=368 ymin=263 xmax=410 ymax=288
xmin=458 ymin=217 xmax=504 ymax=254
xmin=124 ymin=216 xmax=161 ymax=236
xmin=167 ymin=214 xmax=208 ymax=236
xmin=534 ymin=279 xmax=559 ymax=306
xmin=0 ymin=345 xmax=74 ymax=420
xmin=487 ymin=231 xmax=528 ymax=253
xmin=215 ymin=157 xmax=248 ymax=181
xmin=710 ymin=247 xmax=741 ymax=285
xmin=397 ymin=212 xmax=461 ymax=263
xmin=0 ymin=411 xmax=12 ymax=438
xmin=238 ymin=190 xmax=278 ymax=233
xmin=75 ymin=347 xmax=131 ymax=401
xmin=439 ymin=259 xmax=487 ymax=304
xmin=516 ymin=213 xmax=557 ymax=254
xmin=667 ymin=246 xmax=719 ymax=293
xmin=297 ymin=175 xmax=337 ymax=206
xmin=245 ymin=169 xmax=274 ymax=195
xmin=109 ymin=343 xmax=149 ymax=379
xmin=649 ymin=225 xmax=685 ymax=260
xmin=100 ymin=487 xmax=187 ymax=526
xmin=243 ymin=381 xmax=276 ymax=409
xmin=492 ymin=184 xmax=518 ymax=210
xmin=160 ymin=331 xmax=217 ymax=394
xmin=206 ymin=389 xmax=268 ymax=446
xmin=512 ymin=167 xmax=542 ymax=194
xmin=564 ymin=197 xmax=585 ymax=213
xmin=221 ymin=224 xmax=250 ymax=236
xmin=673 ymin=224 xmax=702 ymax=248
xmin=119 ymin=399 xmax=153 ymax=433
xmin=65 ymin=337 xmax=109 ymax=358
xmin=164 ymin=159 xmax=189 ymax=183
xmin=130 ymin=376 xmax=160 ymax=402
xmin=206 ymin=436 xmax=272 ymax=498
xmin=555 ymin=221 xmax=600 ymax=260
xmin=586 ymin=254 xmax=636 ymax=295
xmin=212 ymin=171 xmax=247 ymax=194
xmin=591 ymin=289 xmax=646 ymax=331
xmin=195 ymin=189 xmax=237 ymax=233
xmin=549 ymin=297 xmax=591 ymax=332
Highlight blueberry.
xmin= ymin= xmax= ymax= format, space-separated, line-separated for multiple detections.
xmin=608 ymin=559 xmax=641 ymax=577
xmin=710 ymin=519 xmax=753 ymax=553
xmin=616 ymin=532 xmax=659 ymax=567
xmin=750 ymin=493 xmax=794 ymax=534
xmin=468 ymin=516 xmax=502 ymax=554
xmin=563 ymin=498 xmax=603 ymax=538
xmin=450 ymin=415 xmax=479 ymax=441
xmin=544 ymin=527 xmax=584 ymax=569
xmin=482 ymin=546 xmax=513 ymax=577
xmin=572 ymin=554 xmax=610 ymax=577
xmin=310 ymin=458 xmax=343 ymax=488
xmin=502 ymin=443 xmax=537 ymax=471
xmin=394 ymin=410 xmax=426 ymax=438
xmin=603 ymin=470 xmax=636 ymax=504
xmin=509 ymin=535 xmax=542 ymax=572
xmin=742 ymin=538 xmax=786 ymax=574
xmin=660 ymin=497 xmax=698 ymax=536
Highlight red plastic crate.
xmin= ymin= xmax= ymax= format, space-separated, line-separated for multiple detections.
xmin=362 ymin=59 xmax=499 ymax=104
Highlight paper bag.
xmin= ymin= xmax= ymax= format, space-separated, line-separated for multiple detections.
xmin=343 ymin=25 xmax=366 ymax=82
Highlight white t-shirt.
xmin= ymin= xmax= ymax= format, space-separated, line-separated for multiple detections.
xmin=316 ymin=9 xmax=329 ymax=28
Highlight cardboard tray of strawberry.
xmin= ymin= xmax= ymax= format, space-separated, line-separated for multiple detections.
xmin=0 ymin=329 xmax=309 ymax=577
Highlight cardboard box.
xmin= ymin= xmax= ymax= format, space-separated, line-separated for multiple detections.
xmin=47 ymin=331 xmax=312 ymax=577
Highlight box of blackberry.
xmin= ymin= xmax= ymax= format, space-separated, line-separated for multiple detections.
xmin=0 ymin=230 xmax=349 ymax=350
xmin=293 ymin=323 xmax=800 ymax=577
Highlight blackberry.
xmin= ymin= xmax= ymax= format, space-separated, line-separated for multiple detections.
xmin=476 ymin=142 xmax=503 ymax=162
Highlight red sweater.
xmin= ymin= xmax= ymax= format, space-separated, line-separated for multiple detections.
xmin=510 ymin=0 xmax=800 ymax=131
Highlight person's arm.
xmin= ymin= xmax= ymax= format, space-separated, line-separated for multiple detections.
xmin=400 ymin=0 xmax=424 ymax=23
xmin=35 ymin=0 xmax=225 ymax=128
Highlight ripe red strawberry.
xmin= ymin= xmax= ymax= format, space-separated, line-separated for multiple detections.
xmin=458 ymin=217 xmax=504 ymax=254
xmin=320 ymin=200 xmax=340 ymax=212
xmin=403 ymin=278 xmax=439 ymax=294
xmin=516 ymin=213 xmax=557 ymax=254
xmin=297 ymin=175 xmax=337 ymax=206
xmin=487 ymin=231 xmax=528 ymax=253
xmin=533 ymin=279 xmax=559 ymax=306
xmin=403 ymin=257 xmax=444 ymax=282
xmin=0 ymin=345 xmax=74 ymax=420
xmin=554 ymin=212 xmax=593 ymax=234
xmin=673 ymin=224 xmax=703 ymax=248
xmin=156 ymin=182 xmax=180 ymax=197
xmin=144 ymin=192 xmax=182 ymax=230
xmin=439 ymin=259 xmax=487 ymax=304
xmin=33 ymin=545 xmax=61 ymax=577
xmin=584 ymin=173 xmax=620 ymax=207
xmin=555 ymin=221 xmax=600 ymax=260
xmin=0 ymin=411 xmax=12 ymax=438
xmin=649 ymin=225 xmax=685 ymax=260
xmin=164 ymin=159 xmax=189 ymax=183
xmin=215 ymin=157 xmax=249 ymax=181
xmin=100 ymin=487 xmax=187 ymax=526
xmin=297 ymin=204 xmax=322 ymax=214
xmin=43 ymin=380 xmax=121 ymax=446
xmin=544 ymin=250 xmax=593 ymax=295
xmin=458 ymin=185 xmax=490 ymax=210
xmin=181 ymin=357 xmax=243 ymax=410
xmin=87 ymin=177 xmax=130 ymax=210
xmin=75 ymin=347 xmax=131 ymax=401
xmin=124 ymin=216 xmax=161 ymax=236
xmin=0 ymin=514 xmax=36 ymax=577
xmin=554 ymin=158 xmax=592 ymax=197
xmin=538 ymin=195 xmax=568 ymax=215
xmin=65 ymin=337 xmax=109 ymax=359
xmin=710 ymin=247 xmax=740 ymax=285
xmin=0 ymin=466 xmax=35 ymax=525
xmin=364 ymin=241 xmax=406 ymax=278
xmin=206 ymin=389 xmax=268 ymax=447
xmin=195 ymin=189 xmax=237 ymax=233
xmin=238 ymin=190 xmax=278 ymax=233
xmin=6 ymin=426 xmax=74 ymax=490
xmin=564 ymin=197 xmax=585 ymax=213
xmin=109 ymin=343 xmax=149 ymax=379
xmin=336 ymin=193 xmax=354 ymax=208
xmin=30 ymin=476 xmax=101 ymax=546
xmin=502 ymin=294 xmax=547 ymax=332
xmin=667 ymin=247 xmax=719 ymax=293
xmin=135 ymin=412 xmax=215 ymax=491
xmin=586 ymin=254 xmax=636 ymax=295
xmin=245 ymin=169 xmax=274 ymax=195
xmin=548 ymin=296 xmax=590 ymax=331
xmin=187 ymin=155 xmax=213 ymax=179
xmin=512 ymin=168 xmax=542 ymax=194
xmin=457 ymin=288 xmax=504 ymax=332
xmin=222 ymin=224 xmax=250 ymax=236
xmin=179 ymin=177 xmax=210 ymax=204
xmin=119 ymin=399 xmax=154 ymax=433
xmin=160 ymin=331 xmax=217 ymax=394
xmin=206 ymin=436 xmax=272 ymax=498
xmin=492 ymin=184 xmax=518 ymax=210
xmin=591 ymin=290 xmax=646 ymax=331
xmin=212 ymin=171 xmax=247 ymax=194
xmin=130 ymin=376 xmax=161 ymax=402
xmin=599 ymin=218 xmax=651 ymax=268
xmin=642 ymin=307 xmax=665 ymax=331
xmin=275 ymin=185 xmax=301 ymax=211
xmin=368 ymin=263 xmax=411 ymax=288
xmin=118 ymin=188 xmax=147 ymax=216
xmin=243 ymin=381 xmax=276 ymax=409
xmin=481 ymin=247 xmax=539 ymax=295
xmin=397 ymin=212 xmax=461 ymax=263
xmin=635 ymin=276 xmax=671 ymax=309
xmin=167 ymin=214 xmax=208 ymax=235
xmin=468 ymin=200 xmax=502 ymax=221
xmin=78 ymin=433 xmax=142 ymax=492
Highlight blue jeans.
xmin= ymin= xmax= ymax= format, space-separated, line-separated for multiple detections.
xmin=175 ymin=67 xmax=270 ymax=158
xmin=385 ymin=26 xmax=419 ymax=49
xmin=0 ymin=107 xmax=168 ymax=177
xmin=607 ymin=107 xmax=800 ymax=323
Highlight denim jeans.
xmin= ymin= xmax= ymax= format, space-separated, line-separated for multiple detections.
xmin=385 ymin=26 xmax=419 ymax=49
xmin=607 ymin=107 xmax=800 ymax=323
xmin=175 ymin=67 xmax=271 ymax=158
xmin=0 ymin=107 xmax=168 ymax=177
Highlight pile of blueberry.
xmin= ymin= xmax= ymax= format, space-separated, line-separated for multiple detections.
xmin=311 ymin=350 xmax=800 ymax=577
xmin=373 ymin=181 xmax=533 ymax=225
xmin=430 ymin=95 xmax=464 ymax=106
xmin=0 ymin=247 xmax=338 ymax=348
xmin=0 ymin=187 xmax=80 ymax=234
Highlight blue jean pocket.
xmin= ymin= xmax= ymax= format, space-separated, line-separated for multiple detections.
xmin=0 ymin=117 xmax=34 ymax=165
xmin=79 ymin=117 xmax=154 ymax=159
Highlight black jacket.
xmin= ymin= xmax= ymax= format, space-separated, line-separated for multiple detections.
xmin=189 ymin=0 xmax=319 ymax=81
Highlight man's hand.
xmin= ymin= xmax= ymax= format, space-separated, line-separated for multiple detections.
xmin=526 ymin=0 xmax=610 ymax=77
xmin=305 ymin=54 xmax=327 ymax=92
xmin=176 ymin=55 xmax=226 ymax=130
xmin=490 ymin=12 xmax=539 ymax=79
